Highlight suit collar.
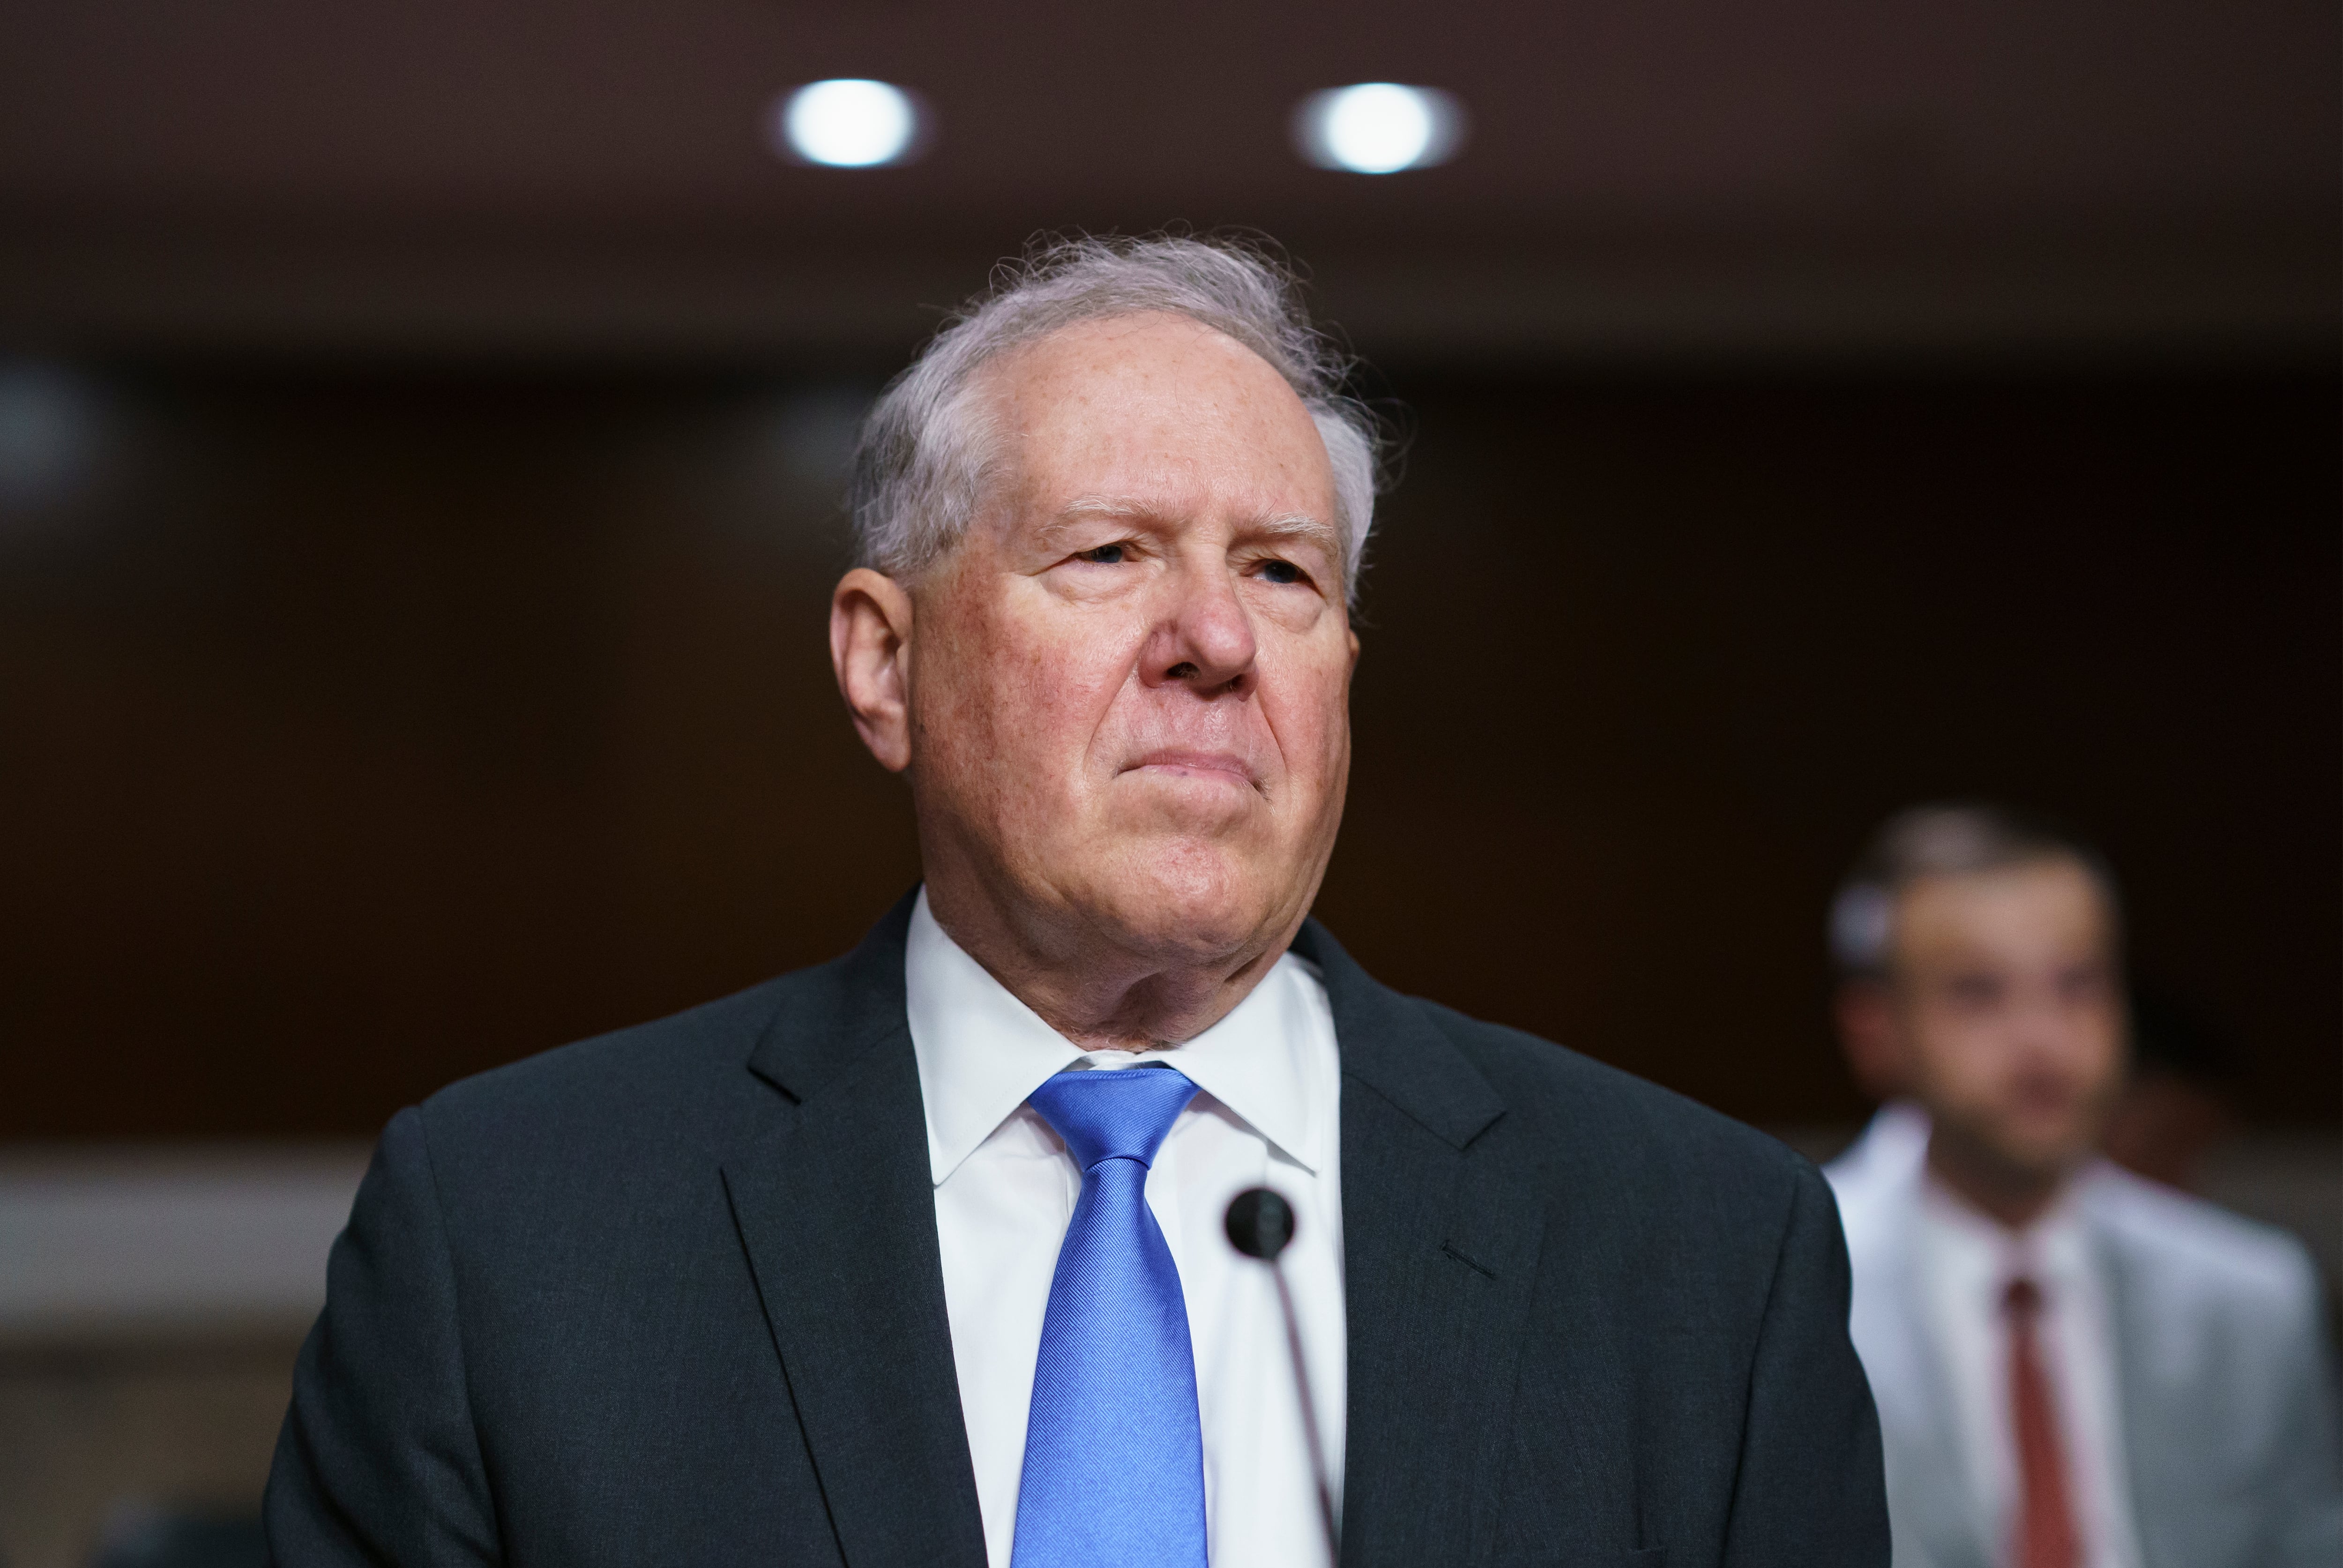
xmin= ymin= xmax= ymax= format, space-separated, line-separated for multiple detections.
xmin=744 ymin=889 xmax=918 ymax=1106
xmin=2076 ymin=1176 xmax=2173 ymax=1568
xmin=1290 ymin=918 xmax=1504 ymax=1150
xmin=1853 ymin=1163 xmax=1998 ymax=1568
xmin=725 ymin=890 xmax=988 ymax=1568
xmin=1292 ymin=919 xmax=1543 ymax=1566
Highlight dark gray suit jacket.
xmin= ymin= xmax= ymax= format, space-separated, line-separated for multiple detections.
xmin=266 ymin=897 xmax=1888 ymax=1567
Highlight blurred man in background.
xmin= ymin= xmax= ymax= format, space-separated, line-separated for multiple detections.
xmin=1825 ymin=804 xmax=2341 ymax=1568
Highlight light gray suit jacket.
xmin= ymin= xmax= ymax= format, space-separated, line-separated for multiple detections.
xmin=1826 ymin=1110 xmax=2342 ymax=1568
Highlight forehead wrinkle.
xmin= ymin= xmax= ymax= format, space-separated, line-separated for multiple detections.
xmin=1047 ymin=495 xmax=1336 ymax=541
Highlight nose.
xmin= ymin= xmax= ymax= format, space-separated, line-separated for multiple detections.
xmin=1140 ymin=562 xmax=1257 ymax=696
xmin=2007 ymin=982 xmax=2098 ymax=1066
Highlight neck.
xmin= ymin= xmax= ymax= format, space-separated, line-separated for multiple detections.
xmin=921 ymin=871 xmax=1299 ymax=1053
xmin=995 ymin=945 xmax=1284 ymax=1052
xmin=1925 ymin=1124 xmax=2073 ymax=1230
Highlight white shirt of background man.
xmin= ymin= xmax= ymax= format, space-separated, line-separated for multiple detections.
xmin=904 ymin=888 xmax=1347 ymax=1568
xmin=1917 ymin=1171 xmax=2144 ymax=1568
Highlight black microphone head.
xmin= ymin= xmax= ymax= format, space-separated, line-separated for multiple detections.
xmin=1224 ymin=1187 xmax=1296 ymax=1262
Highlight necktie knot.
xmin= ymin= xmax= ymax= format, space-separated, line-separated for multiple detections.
xmin=1027 ymin=1066 xmax=1200 ymax=1172
xmin=2004 ymin=1276 xmax=2046 ymax=1318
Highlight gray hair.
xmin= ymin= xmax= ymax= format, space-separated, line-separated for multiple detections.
xmin=1830 ymin=803 xmax=2121 ymax=979
xmin=848 ymin=235 xmax=1382 ymax=601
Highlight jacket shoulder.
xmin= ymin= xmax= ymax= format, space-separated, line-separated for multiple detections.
xmin=2084 ymin=1161 xmax=2325 ymax=1317
xmin=420 ymin=973 xmax=791 ymax=1130
xmin=414 ymin=894 xmax=918 ymax=1146
xmin=383 ymin=963 xmax=851 ymax=1242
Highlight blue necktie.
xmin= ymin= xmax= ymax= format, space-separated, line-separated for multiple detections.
xmin=1012 ymin=1066 xmax=1208 ymax=1568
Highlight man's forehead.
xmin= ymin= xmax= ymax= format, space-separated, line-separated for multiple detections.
xmin=1895 ymin=860 xmax=2113 ymax=956
xmin=976 ymin=314 xmax=1318 ymax=448
xmin=970 ymin=315 xmax=1338 ymax=533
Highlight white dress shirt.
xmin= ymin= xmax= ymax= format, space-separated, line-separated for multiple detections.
xmin=904 ymin=889 xmax=1346 ymax=1568
xmin=1915 ymin=1172 xmax=2144 ymax=1568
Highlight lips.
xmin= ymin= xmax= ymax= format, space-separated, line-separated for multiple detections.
xmin=1123 ymin=748 xmax=1260 ymax=787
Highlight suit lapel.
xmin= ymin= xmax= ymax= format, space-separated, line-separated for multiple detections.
xmin=721 ymin=896 xmax=987 ymax=1568
xmin=1865 ymin=1178 xmax=1996 ymax=1568
xmin=2090 ymin=1203 xmax=2171 ymax=1568
xmin=1293 ymin=923 xmax=1545 ymax=1568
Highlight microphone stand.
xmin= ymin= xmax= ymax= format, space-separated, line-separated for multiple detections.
xmin=1225 ymin=1187 xmax=1340 ymax=1568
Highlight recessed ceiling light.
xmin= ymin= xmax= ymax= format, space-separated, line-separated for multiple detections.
xmin=773 ymin=79 xmax=924 ymax=168
xmin=1293 ymin=83 xmax=1465 ymax=174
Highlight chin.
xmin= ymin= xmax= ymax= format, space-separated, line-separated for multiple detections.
xmin=1982 ymin=1124 xmax=2095 ymax=1183
xmin=1083 ymin=839 xmax=1295 ymax=964
xmin=1117 ymin=770 xmax=1264 ymax=836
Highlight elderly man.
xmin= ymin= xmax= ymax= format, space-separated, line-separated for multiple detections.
xmin=1825 ymin=805 xmax=2342 ymax=1568
xmin=267 ymin=237 xmax=1886 ymax=1567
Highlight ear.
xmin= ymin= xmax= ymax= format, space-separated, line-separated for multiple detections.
xmin=829 ymin=567 xmax=917 ymax=773
xmin=1834 ymin=979 xmax=1907 ymax=1102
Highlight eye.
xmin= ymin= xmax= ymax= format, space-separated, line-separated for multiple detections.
xmin=1259 ymin=558 xmax=1302 ymax=585
xmin=1078 ymin=544 xmax=1127 ymax=564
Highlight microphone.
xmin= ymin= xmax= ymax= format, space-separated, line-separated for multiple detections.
xmin=1225 ymin=1187 xmax=1340 ymax=1566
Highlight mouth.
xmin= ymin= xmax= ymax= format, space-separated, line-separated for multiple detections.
xmin=1122 ymin=748 xmax=1261 ymax=790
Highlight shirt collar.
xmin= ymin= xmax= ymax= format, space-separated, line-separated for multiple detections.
xmin=903 ymin=887 xmax=1324 ymax=1187
xmin=1918 ymin=1167 xmax=2090 ymax=1292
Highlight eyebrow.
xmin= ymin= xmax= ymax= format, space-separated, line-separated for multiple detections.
xmin=1053 ymin=496 xmax=1150 ymax=527
xmin=1254 ymin=512 xmax=1339 ymax=547
xmin=1047 ymin=497 xmax=1341 ymax=553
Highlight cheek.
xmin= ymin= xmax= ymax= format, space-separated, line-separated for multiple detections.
xmin=2083 ymin=999 xmax=2125 ymax=1048
xmin=2073 ymin=1012 xmax=2127 ymax=1080
xmin=1033 ymin=625 xmax=1143 ymax=759
xmin=929 ymin=597 xmax=1134 ymax=784
xmin=913 ymin=598 xmax=1020 ymax=787
xmin=1266 ymin=643 xmax=1354 ymax=775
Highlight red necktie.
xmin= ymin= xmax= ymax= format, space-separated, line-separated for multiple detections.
xmin=2004 ymin=1277 xmax=2080 ymax=1568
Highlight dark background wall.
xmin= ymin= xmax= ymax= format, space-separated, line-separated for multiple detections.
xmin=4 ymin=358 xmax=2332 ymax=1137
xmin=2 ymin=0 xmax=2336 ymax=1142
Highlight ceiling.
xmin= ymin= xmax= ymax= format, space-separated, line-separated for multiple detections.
xmin=1 ymin=0 xmax=2335 ymax=363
